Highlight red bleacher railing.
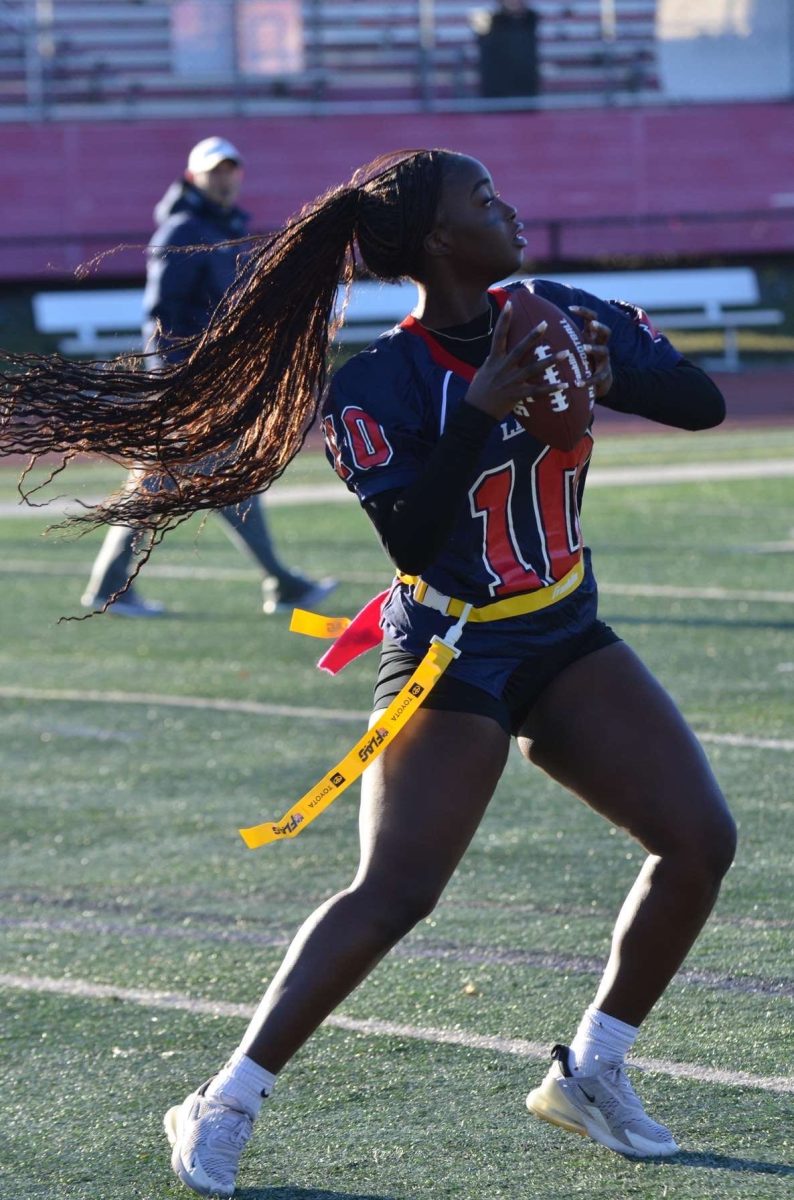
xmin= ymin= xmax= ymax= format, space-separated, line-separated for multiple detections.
xmin=1 ymin=206 xmax=793 ymax=284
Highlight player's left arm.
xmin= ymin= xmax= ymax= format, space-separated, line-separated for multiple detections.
xmin=552 ymin=286 xmax=726 ymax=431
xmin=600 ymin=358 xmax=725 ymax=430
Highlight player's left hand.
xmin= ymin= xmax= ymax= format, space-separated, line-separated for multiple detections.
xmin=570 ymin=305 xmax=613 ymax=399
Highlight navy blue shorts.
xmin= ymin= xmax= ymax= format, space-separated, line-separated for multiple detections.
xmin=373 ymin=620 xmax=620 ymax=737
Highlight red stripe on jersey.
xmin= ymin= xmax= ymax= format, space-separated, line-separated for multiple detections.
xmin=399 ymin=288 xmax=511 ymax=379
xmin=400 ymin=315 xmax=477 ymax=380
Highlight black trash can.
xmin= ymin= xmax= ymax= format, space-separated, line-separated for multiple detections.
xmin=477 ymin=9 xmax=539 ymax=98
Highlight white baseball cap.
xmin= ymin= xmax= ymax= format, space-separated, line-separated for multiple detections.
xmin=187 ymin=136 xmax=243 ymax=174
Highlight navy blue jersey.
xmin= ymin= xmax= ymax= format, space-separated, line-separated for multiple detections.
xmin=322 ymin=279 xmax=681 ymax=687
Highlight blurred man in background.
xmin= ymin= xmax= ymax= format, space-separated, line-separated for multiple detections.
xmin=82 ymin=135 xmax=336 ymax=616
xmin=472 ymin=0 xmax=540 ymax=98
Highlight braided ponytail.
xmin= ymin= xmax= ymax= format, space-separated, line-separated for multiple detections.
xmin=0 ymin=149 xmax=455 ymax=539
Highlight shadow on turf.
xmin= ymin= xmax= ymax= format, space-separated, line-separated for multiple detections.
xmin=237 ymin=1191 xmax=397 ymax=1200
xmin=668 ymin=1151 xmax=794 ymax=1176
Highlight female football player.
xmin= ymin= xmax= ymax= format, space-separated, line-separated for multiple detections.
xmin=1 ymin=149 xmax=735 ymax=1197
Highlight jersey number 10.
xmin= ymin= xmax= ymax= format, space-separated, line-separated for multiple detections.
xmin=469 ymin=441 xmax=591 ymax=597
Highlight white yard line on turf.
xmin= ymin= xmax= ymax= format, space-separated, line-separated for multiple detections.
xmin=5 ymin=913 xmax=790 ymax=997
xmin=1 ymin=561 xmax=794 ymax=605
xmin=0 ymin=560 xmax=259 ymax=580
xmin=0 ymin=685 xmax=367 ymax=723
xmin=2 ymin=457 xmax=794 ymax=518
xmin=0 ymin=486 xmax=353 ymax=517
xmin=697 ymin=732 xmax=794 ymax=752
xmin=1 ymin=971 xmax=791 ymax=1094
xmin=1 ymin=685 xmax=792 ymax=751
xmin=598 ymin=582 xmax=794 ymax=604
xmin=586 ymin=459 xmax=794 ymax=486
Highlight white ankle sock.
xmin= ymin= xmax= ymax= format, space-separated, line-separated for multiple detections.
xmin=568 ymin=1005 xmax=638 ymax=1075
xmin=206 ymin=1049 xmax=276 ymax=1119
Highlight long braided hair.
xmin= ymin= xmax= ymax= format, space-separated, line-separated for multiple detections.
xmin=0 ymin=149 xmax=453 ymax=555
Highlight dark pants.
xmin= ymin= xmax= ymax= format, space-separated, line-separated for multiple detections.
xmin=83 ymin=494 xmax=294 ymax=602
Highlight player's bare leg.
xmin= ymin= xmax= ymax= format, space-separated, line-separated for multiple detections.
xmin=520 ymin=639 xmax=736 ymax=1156
xmin=241 ymin=707 xmax=510 ymax=1071
xmin=518 ymin=639 xmax=735 ymax=1022
xmin=166 ymin=707 xmax=509 ymax=1195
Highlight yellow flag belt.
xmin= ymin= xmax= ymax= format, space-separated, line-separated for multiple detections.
xmin=239 ymin=633 xmax=461 ymax=848
xmin=239 ymin=557 xmax=584 ymax=848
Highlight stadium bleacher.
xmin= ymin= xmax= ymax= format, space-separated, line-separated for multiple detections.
xmin=0 ymin=1 xmax=791 ymax=299
xmin=0 ymin=0 xmax=660 ymax=116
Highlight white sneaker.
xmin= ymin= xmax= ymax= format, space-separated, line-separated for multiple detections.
xmin=164 ymin=1080 xmax=253 ymax=1198
xmin=526 ymin=1044 xmax=680 ymax=1158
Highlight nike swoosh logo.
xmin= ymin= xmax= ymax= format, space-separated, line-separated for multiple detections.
xmin=580 ymin=1087 xmax=597 ymax=1103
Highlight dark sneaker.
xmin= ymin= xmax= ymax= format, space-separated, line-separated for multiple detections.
xmin=81 ymin=590 xmax=166 ymax=617
xmin=262 ymin=574 xmax=337 ymax=615
xmin=526 ymin=1044 xmax=680 ymax=1158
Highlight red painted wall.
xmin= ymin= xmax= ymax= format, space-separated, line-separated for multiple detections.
xmin=3 ymin=100 xmax=794 ymax=280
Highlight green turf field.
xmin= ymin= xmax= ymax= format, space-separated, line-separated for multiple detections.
xmin=1 ymin=425 xmax=793 ymax=1199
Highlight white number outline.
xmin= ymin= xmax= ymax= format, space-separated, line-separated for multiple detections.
xmin=469 ymin=441 xmax=590 ymax=596
xmin=340 ymin=404 xmax=394 ymax=471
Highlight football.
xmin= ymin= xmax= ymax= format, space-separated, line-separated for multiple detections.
xmin=504 ymin=287 xmax=595 ymax=450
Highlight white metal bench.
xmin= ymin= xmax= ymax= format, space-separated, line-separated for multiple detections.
xmin=344 ymin=267 xmax=784 ymax=370
xmin=33 ymin=266 xmax=784 ymax=369
xmin=548 ymin=267 xmax=784 ymax=370
xmin=30 ymin=285 xmax=414 ymax=354
xmin=33 ymin=290 xmax=146 ymax=356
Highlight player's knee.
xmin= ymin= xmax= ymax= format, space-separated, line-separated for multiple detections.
xmin=702 ymin=806 xmax=737 ymax=881
xmin=667 ymin=800 xmax=737 ymax=885
xmin=689 ymin=780 xmax=737 ymax=880
xmin=349 ymin=876 xmax=441 ymax=942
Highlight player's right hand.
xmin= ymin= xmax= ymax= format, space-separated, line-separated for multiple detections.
xmin=464 ymin=302 xmax=569 ymax=422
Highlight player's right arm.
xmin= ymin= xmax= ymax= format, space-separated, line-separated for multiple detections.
xmin=323 ymin=347 xmax=500 ymax=575
xmin=463 ymin=304 xmax=568 ymax=422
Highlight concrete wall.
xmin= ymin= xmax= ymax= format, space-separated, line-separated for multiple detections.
xmin=3 ymin=99 xmax=794 ymax=280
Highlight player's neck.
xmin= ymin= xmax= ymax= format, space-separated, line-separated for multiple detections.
xmin=413 ymin=281 xmax=493 ymax=331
